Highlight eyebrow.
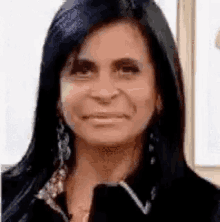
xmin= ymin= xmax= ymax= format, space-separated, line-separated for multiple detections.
xmin=113 ymin=58 xmax=142 ymax=69
xmin=75 ymin=57 xmax=143 ymax=70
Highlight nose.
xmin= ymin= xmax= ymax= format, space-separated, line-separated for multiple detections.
xmin=90 ymin=74 xmax=120 ymax=103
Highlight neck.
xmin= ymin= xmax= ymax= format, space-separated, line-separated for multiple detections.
xmin=68 ymin=134 xmax=144 ymax=184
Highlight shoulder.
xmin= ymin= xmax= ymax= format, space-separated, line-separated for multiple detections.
xmin=155 ymin=176 xmax=219 ymax=222
xmin=171 ymin=175 xmax=217 ymax=194
xmin=2 ymin=172 xmax=23 ymax=213
xmin=211 ymin=191 xmax=220 ymax=222
xmin=1 ymin=167 xmax=51 ymax=222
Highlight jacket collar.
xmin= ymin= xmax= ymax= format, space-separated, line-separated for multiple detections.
xmin=123 ymin=132 xmax=162 ymax=205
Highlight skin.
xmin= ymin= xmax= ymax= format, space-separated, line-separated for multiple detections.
xmin=59 ymin=20 xmax=162 ymax=218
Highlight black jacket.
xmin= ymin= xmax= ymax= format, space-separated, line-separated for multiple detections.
xmin=19 ymin=165 xmax=220 ymax=222
xmin=3 ymin=134 xmax=220 ymax=222
xmin=30 ymin=179 xmax=219 ymax=222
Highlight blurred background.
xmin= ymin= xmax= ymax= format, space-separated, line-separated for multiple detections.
xmin=1 ymin=0 xmax=220 ymax=186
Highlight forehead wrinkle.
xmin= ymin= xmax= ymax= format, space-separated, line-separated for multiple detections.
xmin=79 ymin=24 xmax=147 ymax=64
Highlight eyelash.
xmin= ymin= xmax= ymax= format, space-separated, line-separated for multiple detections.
xmin=71 ymin=66 xmax=140 ymax=79
xmin=118 ymin=66 xmax=140 ymax=76
xmin=71 ymin=65 xmax=93 ymax=77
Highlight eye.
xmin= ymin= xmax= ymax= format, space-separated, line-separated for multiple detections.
xmin=78 ymin=65 xmax=92 ymax=76
xmin=113 ymin=58 xmax=141 ymax=79
xmin=118 ymin=66 xmax=140 ymax=78
xmin=71 ymin=60 xmax=95 ymax=78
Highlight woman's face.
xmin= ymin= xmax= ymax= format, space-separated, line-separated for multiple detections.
xmin=60 ymin=21 xmax=161 ymax=147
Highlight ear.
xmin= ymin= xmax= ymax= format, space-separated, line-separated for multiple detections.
xmin=156 ymin=94 xmax=163 ymax=115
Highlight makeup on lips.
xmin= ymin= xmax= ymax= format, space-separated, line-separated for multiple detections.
xmin=82 ymin=113 xmax=129 ymax=125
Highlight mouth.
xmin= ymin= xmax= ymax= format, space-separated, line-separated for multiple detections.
xmin=82 ymin=116 xmax=127 ymax=126
xmin=82 ymin=114 xmax=129 ymax=119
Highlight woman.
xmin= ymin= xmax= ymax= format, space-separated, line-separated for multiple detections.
xmin=2 ymin=0 xmax=219 ymax=221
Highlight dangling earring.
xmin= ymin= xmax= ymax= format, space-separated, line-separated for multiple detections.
xmin=34 ymin=119 xmax=72 ymax=214
xmin=149 ymin=132 xmax=156 ymax=162
xmin=56 ymin=118 xmax=71 ymax=167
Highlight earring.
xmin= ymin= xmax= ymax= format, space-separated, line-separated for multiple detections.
xmin=150 ymin=128 xmax=159 ymax=143
xmin=56 ymin=119 xmax=71 ymax=167
xmin=34 ymin=119 xmax=72 ymax=216
xmin=149 ymin=133 xmax=156 ymax=165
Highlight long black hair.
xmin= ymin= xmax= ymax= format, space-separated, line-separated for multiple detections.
xmin=2 ymin=0 xmax=186 ymax=220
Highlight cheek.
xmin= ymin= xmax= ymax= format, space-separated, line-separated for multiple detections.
xmin=60 ymin=81 xmax=87 ymax=121
xmin=126 ymin=79 xmax=157 ymax=109
xmin=135 ymin=89 xmax=156 ymax=115
xmin=61 ymin=81 xmax=82 ymax=103
xmin=125 ymin=80 xmax=157 ymax=130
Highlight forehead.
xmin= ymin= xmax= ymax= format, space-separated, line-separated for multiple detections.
xmin=78 ymin=21 xmax=151 ymax=63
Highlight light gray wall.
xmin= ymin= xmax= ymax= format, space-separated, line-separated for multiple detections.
xmin=0 ymin=0 xmax=65 ymax=166
xmin=195 ymin=0 xmax=220 ymax=165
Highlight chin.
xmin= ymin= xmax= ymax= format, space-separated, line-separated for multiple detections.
xmin=79 ymin=130 xmax=136 ymax=148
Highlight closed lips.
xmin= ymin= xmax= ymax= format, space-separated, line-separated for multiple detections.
xmin=83 ymin=113 xmax=128 ymax=119
xmin=90 ymin=115 xmax=124 ymax=118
